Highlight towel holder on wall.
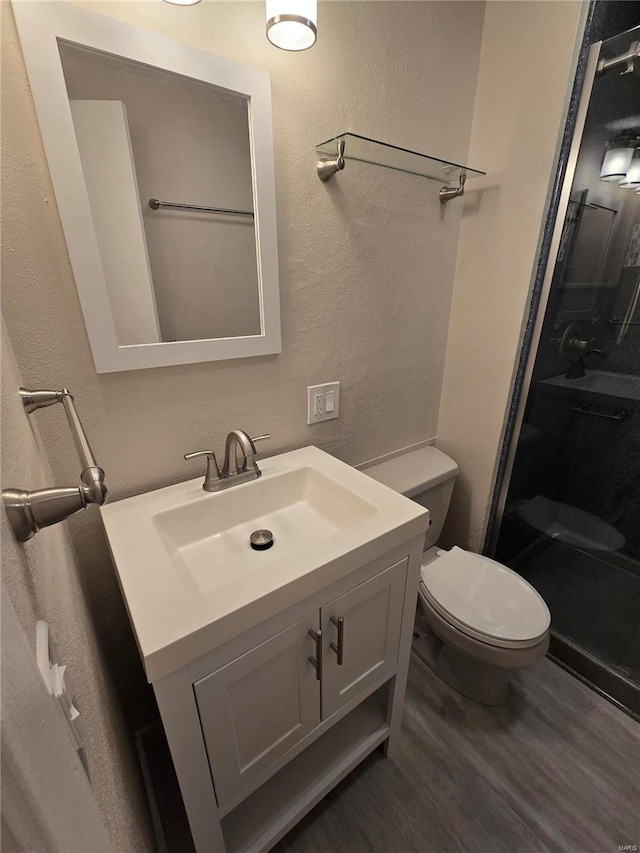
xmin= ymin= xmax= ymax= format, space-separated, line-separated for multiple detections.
xmin=315 ymin=132 xmax=485 ymax=204
xmin=2 ymin=388 xmax=108 ymax=542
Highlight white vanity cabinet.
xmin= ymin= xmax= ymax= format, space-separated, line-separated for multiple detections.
xmin=195 ymin=611 xmax=322 ymax=805
xmin=153 ymin=542 xmax=423 ymax=853
xmin=320 ymin=557 xmax=407 ymax=718
xmin=100 ymin=446 xmax=428 ymax=851
xmin=195 ymin=558 xmax=408 ymax=807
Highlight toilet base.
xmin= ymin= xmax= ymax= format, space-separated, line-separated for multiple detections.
xmin=435 ymin=639 xmax=510 ymax=705
xmin=412 ymin=607 xmax=510 ymax=706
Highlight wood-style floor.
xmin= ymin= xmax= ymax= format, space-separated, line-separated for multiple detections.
xmin=275 ymin=655 xmax=640 ymax=853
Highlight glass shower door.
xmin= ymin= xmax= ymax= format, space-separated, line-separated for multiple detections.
xmin=495 ymin=25 xmax=640 ymax=718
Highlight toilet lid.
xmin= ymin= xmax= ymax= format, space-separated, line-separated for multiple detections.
xmin=420 ymin=547 xmax=550 ymax=645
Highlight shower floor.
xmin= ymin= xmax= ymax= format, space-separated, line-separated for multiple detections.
xmin=511 ymin=540 xmax=640 ymax=694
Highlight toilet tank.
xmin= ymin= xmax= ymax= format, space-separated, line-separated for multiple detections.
xmin=363 ymin=446 xmax=458 ymax=549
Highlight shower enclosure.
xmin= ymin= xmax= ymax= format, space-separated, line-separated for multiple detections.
xmin=493 ymin=23 xmax=640 ymax=718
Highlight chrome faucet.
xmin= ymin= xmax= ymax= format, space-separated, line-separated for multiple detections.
xmin=222 ymin=430 xmax=261 ymax=478
xmin=184 ymin=431 xmax=270 ymax=492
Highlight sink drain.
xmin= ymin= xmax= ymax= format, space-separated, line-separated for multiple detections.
xmin=250 ymin=529 xmax=274 ymax=551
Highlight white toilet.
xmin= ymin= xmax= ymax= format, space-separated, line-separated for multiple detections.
xmin=364 ymin=446 xmax=551 ymax=706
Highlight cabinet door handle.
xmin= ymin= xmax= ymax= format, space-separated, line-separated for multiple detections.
xmin=329 ymin=616 xmax=344 ymax=665
xmin=308 ymin=628 xmax=322 ymax=681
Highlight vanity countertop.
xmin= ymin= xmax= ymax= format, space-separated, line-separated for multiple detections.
xmin=101 ymin=445 xmax=428 ymax=682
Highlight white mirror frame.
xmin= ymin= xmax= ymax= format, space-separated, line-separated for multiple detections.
xmin=13 ymin=2 xmax=281 ymax=372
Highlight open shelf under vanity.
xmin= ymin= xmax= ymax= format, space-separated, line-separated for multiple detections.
xmin=221 ymin=686 xmax=390 ymax=853
xmin=137 ymin=684 xmax=391 ymax=853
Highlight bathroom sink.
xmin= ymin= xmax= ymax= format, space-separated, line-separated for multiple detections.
xmin=153 ymin=466 xmax=377 ymax=596
xmin=101 ymin=446 xmax=428 ymax=681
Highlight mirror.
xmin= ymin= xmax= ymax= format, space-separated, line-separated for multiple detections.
xmin=61 ymin=43 xmax=261 ymax=345
xmin=13 ymin=2 xmax=281 ymax=372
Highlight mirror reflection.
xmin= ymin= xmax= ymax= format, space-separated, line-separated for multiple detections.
xmin=59 ymin=42 xmax=261 ymax=345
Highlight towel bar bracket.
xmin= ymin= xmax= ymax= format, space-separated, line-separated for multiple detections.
xmin=2 ymin=387 xmax=108 ymax=542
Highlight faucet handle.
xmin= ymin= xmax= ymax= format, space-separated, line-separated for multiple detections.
xmin=184 ymin=449 xmax=216 ymax=461
xmin=184 ymin=450 xmax=222 ymax=492
xmin=250 ymin=434 xmax=271 ymax=451
xmin=248 ymin=434 xmax=271 ymax=460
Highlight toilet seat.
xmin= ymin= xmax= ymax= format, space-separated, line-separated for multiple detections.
xmin=420 ymin=547 xmax=550 ymax=650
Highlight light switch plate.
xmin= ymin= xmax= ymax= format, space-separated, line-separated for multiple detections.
xmin=307 ymin=382 xmax=340 ymax=424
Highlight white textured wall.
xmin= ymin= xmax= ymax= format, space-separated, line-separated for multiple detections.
xmin=2 ymin=0 xmax=485 ymax=842
xmin=3 ymin=0 xmax=486 ymax=484
xmin=0 ymin=325 xmax=154 ymax=852
xmin=437 ymin=0 xmax=586 ymax=552
xmin=3 ymin=0 xmax=485 ymax=677
xmin=2 ymin=588 xmax=113 ymax=852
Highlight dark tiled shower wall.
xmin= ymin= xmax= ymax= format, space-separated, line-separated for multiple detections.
xmin=590 ymin=2 xmax=640 ymax=43
xmin=528 ymin=76 xmax=640 ymax=384
xmin=503 ymin=387 xmax=640 ymax=563
xmin=601 ymin=260 xmax=640 ymax=376
xmin=560 ymin=399 xmax=640 ymax=561
xmin=487 ymin=1 xmax=640 ymax=551
xmin=489 ymin=2 xmax=640 ymax=716
xmin=534 ymin=251 xmax=640 ymax=381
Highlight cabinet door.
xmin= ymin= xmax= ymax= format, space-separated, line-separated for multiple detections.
xmin=321 ymin=558 xmax=408 ymax=718
xmin=194 ymin=612 xmax=321 ymax=807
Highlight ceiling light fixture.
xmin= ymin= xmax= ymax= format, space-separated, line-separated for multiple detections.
xmin=619 ymin=148 xmax=640 ymax=188
xmin=266 ymin=0 xmax=317 ymax=51
xmin=162 ymin=0 xmax=201 ymax=6
xmin=600 ymin=133 xmax=640 ymax=181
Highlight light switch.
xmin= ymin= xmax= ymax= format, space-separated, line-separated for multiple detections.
xmin=307 ymin=382 xmax=340 ymax=424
